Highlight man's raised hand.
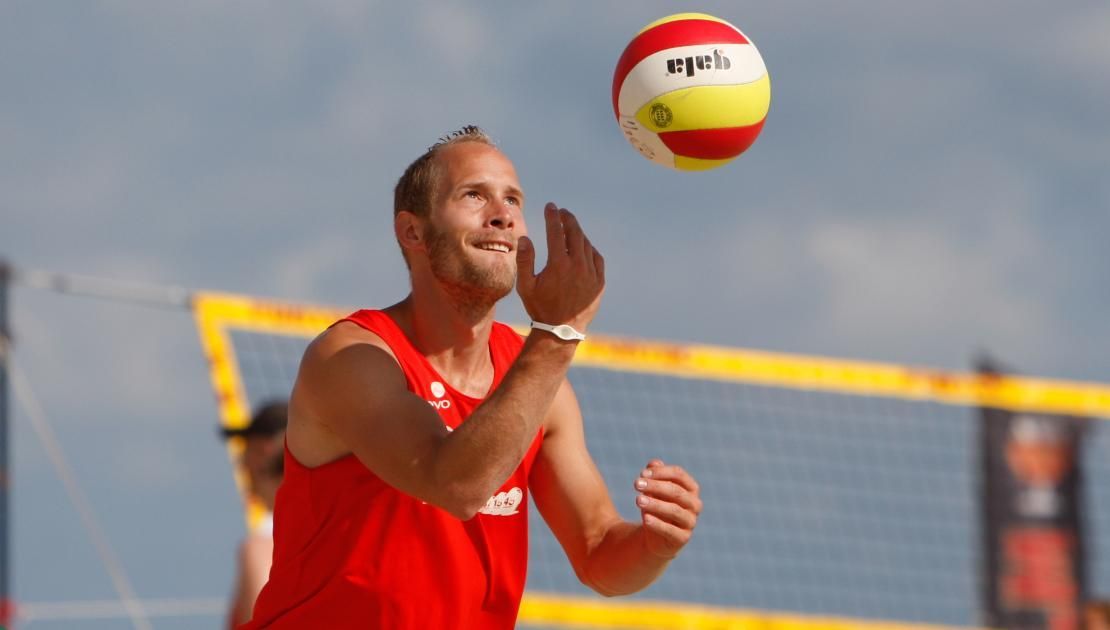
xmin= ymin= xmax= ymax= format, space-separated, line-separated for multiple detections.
xmin=516 ymin=202 xmax=604 ymax=335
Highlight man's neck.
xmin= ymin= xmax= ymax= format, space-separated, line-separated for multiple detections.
xmin=387 ymin=288 xmax=499 ymax=398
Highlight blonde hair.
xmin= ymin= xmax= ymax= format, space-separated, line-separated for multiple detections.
xmin=393 ymin=125 xmax=496 ymax=219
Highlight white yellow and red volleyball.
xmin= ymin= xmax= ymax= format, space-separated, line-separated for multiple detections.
xmin=612 ymin=13 xmax=771 ymax=171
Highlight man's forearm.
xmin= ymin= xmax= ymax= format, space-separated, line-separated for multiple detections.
xmin=433 ymin=333 xmax=576 ymax=516
xmin=581 ymin=521 xmax=672 ymax=597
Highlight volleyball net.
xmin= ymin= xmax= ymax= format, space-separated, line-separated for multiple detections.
xmin=192 ymin=290 xmax=1110 ymax=629
xmin=7 ymin=272 xmax=1110 ymax=629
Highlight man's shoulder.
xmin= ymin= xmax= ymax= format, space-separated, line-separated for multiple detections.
xmin=304 ymin=319 xmax=398 ymax=369
xmin=310 ymin=321 xmax=375 ymax=349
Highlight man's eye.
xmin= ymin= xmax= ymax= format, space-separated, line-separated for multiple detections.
xmin=506 ymin=197 xmax=519 ymax=206
xmin=465 ymin=191 xmax=481 ymax=199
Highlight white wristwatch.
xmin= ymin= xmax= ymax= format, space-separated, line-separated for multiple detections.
xmin=530 ymin=321 xmax=587 ymax=342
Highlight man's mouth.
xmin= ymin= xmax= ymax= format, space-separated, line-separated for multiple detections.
xmin=473 ymin=241 xmax=512 ymax=254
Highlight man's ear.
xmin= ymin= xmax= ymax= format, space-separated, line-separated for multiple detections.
xmin=395 ymin=210 xmax=426 ymax=254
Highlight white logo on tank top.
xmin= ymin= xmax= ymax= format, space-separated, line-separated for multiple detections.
xmin=478 ymin=487 xmax=523 ymax=516
xmin=427 ymin=381 xmax=452 ymax=410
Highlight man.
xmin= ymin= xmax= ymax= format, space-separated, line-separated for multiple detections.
xmin=245 ymin=126 xmax=702 ymax=629
xmin=220 ymin=401 xmax=287 ymax=629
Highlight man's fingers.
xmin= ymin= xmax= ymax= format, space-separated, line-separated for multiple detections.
xmin=637 ymin=493 xmax=698 ymax=530
xmin=642 ymin=463 xmax=700 ymax=496
xmin=543 ymin=203 xmax=566 ymax=262
xmin=579 ymin=225 xmax=604 ymax=282
xmin=636 ymin=459 xmax=699 ymax=559
xmin=582 ymin=235 xmax=596 ymax=275
xmin=515 ymin=235 xmax=536 ymax=295
xmin=562 ymin=209 xmax=586 ymax=260
xmin=634 ymin=478 xmax=703 ymax=515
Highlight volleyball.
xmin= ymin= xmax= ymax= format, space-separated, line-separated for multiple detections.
xmin=612 ymin=13 xmax=771 ymax=171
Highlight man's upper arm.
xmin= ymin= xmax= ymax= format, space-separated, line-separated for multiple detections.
xmin=530 ymin=379 xmax=623 ymax=578
xmin=228 ymin=534 xmax=273 ymax=628
xmin=293 ymin=324 xmax=452 ymax=505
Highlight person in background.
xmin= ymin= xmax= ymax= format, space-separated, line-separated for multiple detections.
xmin=219 ymin=401 xmax=287 ymax=630
xmin=1087 ymin=600 xmax=1110 ymax=630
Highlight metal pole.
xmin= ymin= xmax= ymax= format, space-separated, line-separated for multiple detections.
xmin=10 ymin=267 xmax=191 ymax=311
xmin=0 ymin=259 xmax=11 ymax=627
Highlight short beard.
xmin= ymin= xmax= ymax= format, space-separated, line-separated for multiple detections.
xmin=425 ymin=224 xmax=515 ymax=315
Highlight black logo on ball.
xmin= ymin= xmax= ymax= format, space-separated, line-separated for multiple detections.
xmin=649 ymin=103 xmax=673 ymax=128
xmin=666 ymin=49 xmax=732 ymax=77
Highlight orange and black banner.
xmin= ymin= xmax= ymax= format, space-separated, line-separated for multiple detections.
xmin=980 ymin=401 xmax=1085 ymax=629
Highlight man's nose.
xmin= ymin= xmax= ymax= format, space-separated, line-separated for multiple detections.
xmin=487 ymin=201 xmax=516 ymax=230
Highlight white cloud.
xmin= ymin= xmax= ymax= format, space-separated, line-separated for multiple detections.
xmin=1049 ymin=3 xmax=1110 ymax=81
xmin=805 ymin=212 xmax=1054 ymax=358
xmin=273 ymin=231 xmax=362 ymax=298
xmin=414 ymin=4 xmax=489 ymax=72
xmin=698 ymin=147 xmax=1069 ymax=372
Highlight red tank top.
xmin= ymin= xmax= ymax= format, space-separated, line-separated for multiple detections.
xmin=244 ymin=310 xmax=542 ymax=629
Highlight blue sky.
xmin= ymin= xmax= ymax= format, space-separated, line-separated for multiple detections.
xmin=2 ymin=1 xmax=1109 ymax=626
xmin=5 ymin=2 xmax=1109 ymax=379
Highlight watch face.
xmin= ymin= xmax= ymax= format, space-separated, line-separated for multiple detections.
xmin=532 ymin=322 xmax=584 ymax=341
xmin=554 ymin=325 xmax=583 ymax=340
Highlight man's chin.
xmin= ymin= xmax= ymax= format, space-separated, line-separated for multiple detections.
xmin=436 ymin=273 xmax=514 ymax=308
xmin=476 ymin=276 xmax=515 ymax=303
xmin=471 ymin=264 xmax=516 ymax=301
